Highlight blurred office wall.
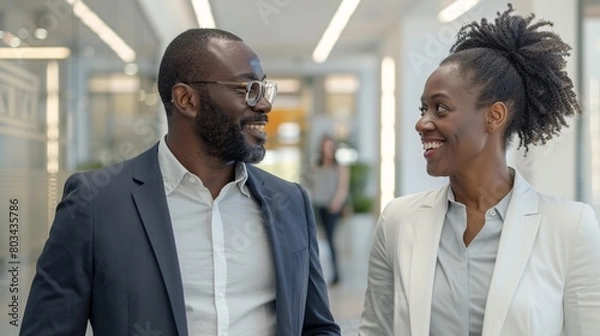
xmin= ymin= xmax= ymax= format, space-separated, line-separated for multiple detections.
xmin=0 ymin=0 xmax=160 ymax=333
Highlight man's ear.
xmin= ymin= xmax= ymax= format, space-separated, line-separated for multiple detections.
xmin=486 ymin=102 xmax=508 ymax=133
xmin=171 ymin=83 xmax=199 ymax=119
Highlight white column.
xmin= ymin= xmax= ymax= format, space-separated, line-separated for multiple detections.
xmin=356 ymin=70 xmax=378 ymax=164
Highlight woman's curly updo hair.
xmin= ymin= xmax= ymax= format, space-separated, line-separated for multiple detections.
xmin=441 ymin=3 xmax=580 ymax=152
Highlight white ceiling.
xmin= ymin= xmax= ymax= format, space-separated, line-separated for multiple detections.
xmin=6 ymin=0 xmax=595 ymax=74
xmin=210 ymin=0 xmax=419 ymax=62
xmin=139 ymin=0 xmax=421 ymax=72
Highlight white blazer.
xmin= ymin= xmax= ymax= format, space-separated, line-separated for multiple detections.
xmin=359 ymin=171 xmax=600 ymax=336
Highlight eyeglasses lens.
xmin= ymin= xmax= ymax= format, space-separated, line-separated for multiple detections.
xmin=246 ymin=81 xmax=277 ymax=106
xmin=247 ymin=82 xmax=261 ymax=105
xmin=264 ymin=82 xmax=277 ymax=104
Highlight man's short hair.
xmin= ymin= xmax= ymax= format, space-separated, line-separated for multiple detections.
xmin=157 ymin=28 xmax=243 ymax=116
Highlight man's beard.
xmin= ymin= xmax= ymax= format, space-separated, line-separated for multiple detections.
xmin=194 ymin=93 xmax=266 ymax=164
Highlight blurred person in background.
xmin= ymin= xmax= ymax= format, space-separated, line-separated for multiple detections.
xmin=359 ymin=5 xmax=600 ymax=335
xmin=309 ymin=135 xmax=350 ymax=285
xmin=20 ymin=28 xmax=340 ymax=336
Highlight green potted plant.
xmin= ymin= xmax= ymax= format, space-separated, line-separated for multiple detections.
xmin=349 ymin=162 xmax=374 ymax=214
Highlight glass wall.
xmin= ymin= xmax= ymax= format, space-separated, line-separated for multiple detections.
xmin=0 ymin=1 xmax=160 ymax=333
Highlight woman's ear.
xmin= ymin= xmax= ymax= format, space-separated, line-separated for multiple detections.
xmin=171 ymin=83 xmax=199 ymax=119
xmin=486 ymin=102 xmax=508 ymax=133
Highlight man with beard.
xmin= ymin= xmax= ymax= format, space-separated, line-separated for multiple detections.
xmin=20 ymin=29 xmax=341 ymax=336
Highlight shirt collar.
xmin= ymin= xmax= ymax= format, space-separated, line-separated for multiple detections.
xmin=234 ymin=161 xmax=251 ymax=198
xmin=493 ymin=189 xmax=512 ymax=220
xmin=446 ymin=187 xmax=513 ymax=220
xmin=158 ymin=137 xmax=188 ymax=195
xmin=157 ymin=137 xmax=251 ymax=198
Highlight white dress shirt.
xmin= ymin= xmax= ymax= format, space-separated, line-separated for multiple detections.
xmin=158 ymin=139 xmax=276 ymax=336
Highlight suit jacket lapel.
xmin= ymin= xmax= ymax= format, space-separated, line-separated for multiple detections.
xmin=481 ymin=172 xmax=541 ymax=336
xmin=131 ymin=144 xmax=188 ymax=336
xmin=409 ymin=186 xmax=449 ymax=336
xmin=245 ymin=167 xmax=291 ymax=335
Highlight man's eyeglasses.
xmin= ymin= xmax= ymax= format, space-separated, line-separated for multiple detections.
xmin=186 ymin=80 xmax=277 ymax=107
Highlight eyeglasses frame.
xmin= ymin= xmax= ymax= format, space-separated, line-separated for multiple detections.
xmin=185 ymin=80 xmax=277 ymax=107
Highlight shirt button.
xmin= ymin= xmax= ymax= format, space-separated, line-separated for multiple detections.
xmin=490 ymin=210 xmax=497 ymax=216
xmin=188 ymin=176 xmax=195 ymax=183
xmin=219 ymin=292 xmax=225 ymax=298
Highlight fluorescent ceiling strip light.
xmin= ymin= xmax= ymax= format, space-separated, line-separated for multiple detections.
xmin=312 ymin=0 xmax=361 ymax=63
xmin=438 ymin=0 xmax=482 ymax=23
xmin=66 ymin=0 xmax=136 ymax=62
xmin=0 ymin=47 xmax=71 ymax=59
xmin=191 ymin=0 xmax=216 ymax=28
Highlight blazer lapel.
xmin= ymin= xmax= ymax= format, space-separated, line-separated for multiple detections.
xmin=245 ymin=167 xmax=291 ymax=335
xmin=131 ymin=144 xmax=188 ymax=336
xmin=481 ymin=172 xmax=541 ymax=336
xmin=409 ymin=186 xmax=449 ymax=336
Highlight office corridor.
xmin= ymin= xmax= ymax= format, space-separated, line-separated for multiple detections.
xmin=319 ymin=213 xmax=377 ymax=336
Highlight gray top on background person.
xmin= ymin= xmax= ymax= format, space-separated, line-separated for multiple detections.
xmin=360 ymin=4 xmax=600 ymax=336
xmin=311 ymin=166 xmax=342 ymax=206
xmin=20 ymin=28 xmax=340 ymax=336
xmin=308 ymin=135 xmax=349 ymax=210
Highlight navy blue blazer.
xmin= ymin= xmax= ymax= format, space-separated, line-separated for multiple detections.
xmin=20 ymin=143 xmax=340 ymax=336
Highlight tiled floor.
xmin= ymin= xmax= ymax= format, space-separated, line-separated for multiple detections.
xmin=318 ymin=213 xmax=377 ymax=336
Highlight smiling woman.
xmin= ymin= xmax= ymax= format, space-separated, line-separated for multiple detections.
xmin=359 ymin=4 xmax=600 ymax=336
xmin=417 ymin=62 xmax=492 ymax=177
